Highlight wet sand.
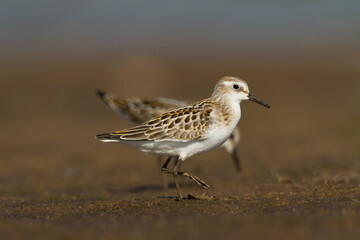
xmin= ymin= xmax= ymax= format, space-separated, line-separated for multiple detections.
xmin=1 ymin=52 xmax=359 ymax=239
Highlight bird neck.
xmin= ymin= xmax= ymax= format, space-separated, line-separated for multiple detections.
xmin=211 ymin=95 xmax=241 ymax=128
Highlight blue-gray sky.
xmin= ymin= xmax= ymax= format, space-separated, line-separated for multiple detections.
xmin=1 ymin=0 xmax=359 ymax=57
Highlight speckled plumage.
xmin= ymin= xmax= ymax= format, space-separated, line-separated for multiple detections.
xmin=97 ymin=91 xmax=241 ymax=169
xmin=96 ymin=76 xmax=270 ymax=200
xmin=103 ymin=100 xmax=222 ymax=141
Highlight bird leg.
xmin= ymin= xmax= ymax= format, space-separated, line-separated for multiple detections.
xmin=231 ymin=148 xmax=241 ymax=172
xmin=160 ymin=156 xmax=172 ymax=174
xmin=177 ymin=171 xmax=212 ymax=189
xmin=158 ymin=156 xmax=169 ymax=190
xmin=161 ymin=156 xmax=212 ymax=199
xmin=161 ymin=156 xmax=182 ymax=200
xmin=172 ymin=158 xmax=183 ymax=200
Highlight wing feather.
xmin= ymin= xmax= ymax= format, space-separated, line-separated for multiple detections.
xmin=98 ymin=102 xmax=213 ymax=142
xmin=96 ymin=91 xmax=188 ymax=124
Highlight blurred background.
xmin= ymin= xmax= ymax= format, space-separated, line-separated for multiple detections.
xmin=1 ymin=1 xmax=360 ymax=239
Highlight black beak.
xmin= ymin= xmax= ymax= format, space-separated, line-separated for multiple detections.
xmin=248 ymin=93 xmax=270 ymax=108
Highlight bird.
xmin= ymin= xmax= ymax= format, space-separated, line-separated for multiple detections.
xmin=96 ymin=76 xmax=270 ymax=200
xmin=96 ymin=92 xmax=242 ymax=190
xmin=95 ymin=92 xmax=242 ymax=174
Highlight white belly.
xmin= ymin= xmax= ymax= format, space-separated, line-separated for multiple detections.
xmin=118 ymin=122 xmax=237 ymax=161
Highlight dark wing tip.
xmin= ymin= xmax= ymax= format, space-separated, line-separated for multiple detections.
xmin=96 ymin=133 xmax=108 ymax=139
xmin=96 ymin=131 xmax=148 ymax=141
xmin=96 ymin=133 xmax=116 ymax=140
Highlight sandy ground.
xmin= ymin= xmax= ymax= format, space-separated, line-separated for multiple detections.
xmin=1 ymin=53 xmax=360 ymax=239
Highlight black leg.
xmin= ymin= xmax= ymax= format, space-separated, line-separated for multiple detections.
xmin=158 ymin=156 xmax=169 ymax=189
xmin=231 ymin=148 xmax=241 ymax=172
xmin=161 ymin=156 xmax=212 ymax=189
xmin=177 ymin=171 xmax=212 ymax=189
xmin=160 ymin=156 xmax=182 ymax=200
xmin=173 ymin=158 xmax=183 ymax=200
xmin=161 ymin=156 xmax=172 ymax=173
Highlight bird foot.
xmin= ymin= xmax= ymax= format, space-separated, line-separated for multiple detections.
xmin=180 ymin=172 xmax=212 ymax=189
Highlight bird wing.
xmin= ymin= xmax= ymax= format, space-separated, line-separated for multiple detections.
xmin=97 ymin=104 xmax=213 ymax=142
xmin=96 ymin=91 xmax=188 ymax=124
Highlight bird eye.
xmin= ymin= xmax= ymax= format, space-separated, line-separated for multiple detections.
xmin=233 ymin=84 xmax=239 ymax=89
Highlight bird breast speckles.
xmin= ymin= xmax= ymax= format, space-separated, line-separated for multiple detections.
xmin=219 ymin=104 xmax=233 ymax=125
xmin=195 ymin=99 xmax=233 ymax=126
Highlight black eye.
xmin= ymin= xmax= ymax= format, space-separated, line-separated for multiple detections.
xmin=233 ymin=84 xmax=239 ymax=89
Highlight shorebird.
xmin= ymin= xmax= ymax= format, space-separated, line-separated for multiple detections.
xmin=95 ymin=92 xmax=242 ymax=173
xmin=96 ymin=76 xmax=270 ymax=200
xmin=96 ymin=92 xmax=242 ymax=189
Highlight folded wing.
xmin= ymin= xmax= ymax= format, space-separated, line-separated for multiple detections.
xmin=96 ymin=105 xmax=212 ymax=142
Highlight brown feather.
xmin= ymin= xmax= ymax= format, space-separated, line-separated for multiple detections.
xmin=107 ymin=101 xmax=214 ymax=141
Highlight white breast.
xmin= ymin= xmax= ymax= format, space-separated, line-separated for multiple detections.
xmin=176 ymin=103 xmax=242 ymax=160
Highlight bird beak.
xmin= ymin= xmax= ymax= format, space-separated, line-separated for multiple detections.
xmin=231 ymin=148 xmax=241 ymax=172
xmin=248 ymin=93 xmax=270 ymax=108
